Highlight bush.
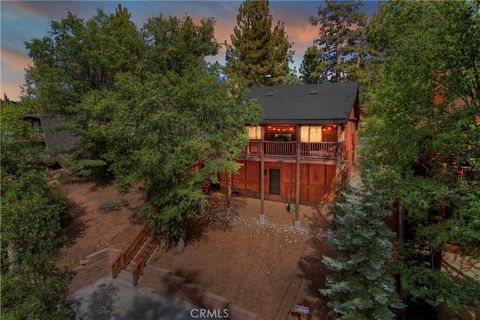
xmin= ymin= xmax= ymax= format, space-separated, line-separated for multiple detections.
xmin=98 ymin=197 xmax=122 ymax=213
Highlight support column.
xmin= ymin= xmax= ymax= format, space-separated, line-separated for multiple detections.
xmin=259 ymin=125 xmax=266 ymax=224
xmin=294 ymin=125 xmax=301 ymax=228
xmin=226 ymin=173 xmax=233 ymax=215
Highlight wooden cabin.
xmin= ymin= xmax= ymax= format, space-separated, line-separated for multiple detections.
xmin=220 ymin=82 xmax=360 ymax=226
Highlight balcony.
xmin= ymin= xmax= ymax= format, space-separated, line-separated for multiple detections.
xmin=240 ymin=141 xmax=341 ymax=161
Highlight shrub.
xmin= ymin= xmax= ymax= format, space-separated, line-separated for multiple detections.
xmin=98 ymin=197 xmax=122 ymax=213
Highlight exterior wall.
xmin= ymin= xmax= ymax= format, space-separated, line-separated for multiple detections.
xmin=220 ymin=160 xmax=336 ymax=204
xmin=343 ymin=108 xmax=357 ymax=175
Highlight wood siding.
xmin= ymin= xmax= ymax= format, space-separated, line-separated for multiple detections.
xmin=220 ymin=160 xmax=336 ymax=204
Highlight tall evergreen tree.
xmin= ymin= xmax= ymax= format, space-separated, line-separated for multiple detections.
xmin=321 ymin=182 xmax=403 ymax=320
xmin=309 ymin=0 xmax=368 ymax=82
xmin=299 ymin=45 xmax=323 ymax=84
xmin=225 ymin=0 xmax=294 ymax=86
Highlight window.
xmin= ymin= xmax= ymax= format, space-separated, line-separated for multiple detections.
xmin=247 ymin=126 xmax=261 ymax=140
xmin=300 ymin=126 xmax=322 ymax=142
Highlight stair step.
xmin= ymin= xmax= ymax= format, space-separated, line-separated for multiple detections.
xmin=117 ymin=270 xmax=132 ymax=281
xmin=114 ymin=272 xmax=134 ymax=288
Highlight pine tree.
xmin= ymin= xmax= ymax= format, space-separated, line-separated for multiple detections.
xmin=321 ymin=182 xmax=403 ymax=319
xmin=299 ymin=45 xmax=323 ymax=84
xmin=309 ymin=0 xmax=368 ymax=82
xmin=225 ymin=0 xmax=294 ymax=86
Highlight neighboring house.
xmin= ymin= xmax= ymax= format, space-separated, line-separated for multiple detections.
xmin=220 ymin=82 xmax=360 ymax=226
xmin=23 ymin=114 xmax=77 ymax=159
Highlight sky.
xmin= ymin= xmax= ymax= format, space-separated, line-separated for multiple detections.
xmin=1 ymin=1 xmax=381 ymax=100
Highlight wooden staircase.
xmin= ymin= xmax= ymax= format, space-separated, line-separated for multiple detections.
xmin=317 ymin=147 xmax=349 ymax=213
xmin=111 ymin=228 xmax=158 ymax=286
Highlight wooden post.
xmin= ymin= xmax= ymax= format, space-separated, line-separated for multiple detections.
xmin=226 ymin=173 xmax=233 ymax=215
xmin=259 ymin=125 xmax=266 ymax=224
xmin=294 ymin=125 xmax=301 ymax=228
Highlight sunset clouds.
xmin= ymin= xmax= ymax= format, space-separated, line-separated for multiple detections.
xmin=2 ymin=47 xmax=32 ymax=71
xmin=1 ymin=1 xmax=379 ymax=99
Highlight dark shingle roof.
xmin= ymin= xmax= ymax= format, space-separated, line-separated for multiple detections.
xmin=247 ymin=82 xmax=359 ymax=124
xmin=41 ymin=116 xmax=77 ymax=152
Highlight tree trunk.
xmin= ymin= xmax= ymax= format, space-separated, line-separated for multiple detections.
xmin=7 ymin=245 xmax=16 ymax=272
xmin=336 ymin=42 xmax=341 ymax=81
xmin=431 ymin=201 xmax=446 ymax=271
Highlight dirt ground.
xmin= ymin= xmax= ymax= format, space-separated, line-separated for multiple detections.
xmin=57 ymin=181 xmax=144 ymax=270
xmin=58 ymin=181 xmax=333 ymax=320
xmin=151 ymin=193 xmax=334 ymax=320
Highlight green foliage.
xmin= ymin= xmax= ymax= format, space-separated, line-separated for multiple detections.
xmin=25 ymin=6 xmax=221 ymax=182
xmin=309 ymin=0 xmax=369 ymax=83
xmin=299 ymin=45 xmax=323 ymax=84
xmin=363 ymin=0 xmax=480 ymax=309
xmin=1 ymin=102 xmax=72 ymax=319
xmin=142 ymin=15 xmax=219 ymax=74
xmin=397 ymin=260 xmax=480 ymax=309
xmin=225 ymin=0 xmax=294 ymax=86
xmin=78 ymin=66 xmax=260 ymax=241
xmin=321 ymin=182 xmax=403 ymax=319
xmin=24 ymin=6 xmax=260 ymax=242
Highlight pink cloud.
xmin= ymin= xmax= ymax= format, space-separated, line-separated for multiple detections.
xmin=1 ymin=83 xmax=23 ymax=100
xmin=5 ymin=1 xmax=90 ymax=20
xmin=1 ymin=48 xmax=32 ymax=71
xmin=285 ymin=24 xmax=318 ymax=52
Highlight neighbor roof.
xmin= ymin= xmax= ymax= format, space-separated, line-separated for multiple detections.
xmin=247 ymin=81 xmax=359 ymax=124
xmin=41 ymin=116 xmax=77 ymax=152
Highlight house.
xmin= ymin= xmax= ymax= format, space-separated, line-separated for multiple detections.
xmin=220 ymin=81 xmax=360 ymax=227
xmin=23 ymin=114 xmax=77 ymax=159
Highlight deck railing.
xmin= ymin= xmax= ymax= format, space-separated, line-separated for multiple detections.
xmin=240 ymin=141 xmax=341 ymax=160
xmin=300 ymin=142 xmax=338 ymax=160
xmin=264 ymin=141 xmax=296 ymax=157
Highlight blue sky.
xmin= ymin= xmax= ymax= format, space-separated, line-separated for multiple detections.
xmin=1 ymin=1 xmax=381 ymax=99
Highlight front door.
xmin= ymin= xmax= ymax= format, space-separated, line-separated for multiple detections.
xmin=269 ymin=168 xmax=280 ymax=195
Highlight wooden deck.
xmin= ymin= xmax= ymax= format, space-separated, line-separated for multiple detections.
xmin=240 ymin=141 xmax=341 ymax=161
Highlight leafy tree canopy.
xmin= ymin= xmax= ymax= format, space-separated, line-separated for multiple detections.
xmin=1 ymin=101 xmax=72 ymax=319
xmin=25 ymin=6 xmax=223 ymax=181
xmin=80 ymin=66 xmax=260 ymax=240
xmin=23 ymin=6 xmax=261 ymax=241
xmin=363 ymin=0 xmax=480 ymax=309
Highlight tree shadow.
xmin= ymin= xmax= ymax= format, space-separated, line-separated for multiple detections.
xmin=185 ymin=193 xmax=236 ymax=245
xmin=72 ymin=281 xmax=118 ymax=320
xmin=155 ymin=268 xmax=232 ymax=320
xmin=295 ymin=205 xmax=336 ymax=320
xmin=62 ymin=199 xmax=87 ymax=248
xmin=117 ymin=292 xmax=207 ymax=320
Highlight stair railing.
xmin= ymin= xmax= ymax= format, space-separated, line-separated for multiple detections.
xmin=131 ymin=235 xmax=157 ymax=285
xmin=111 ymin=228 xmax=149 ymax=278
